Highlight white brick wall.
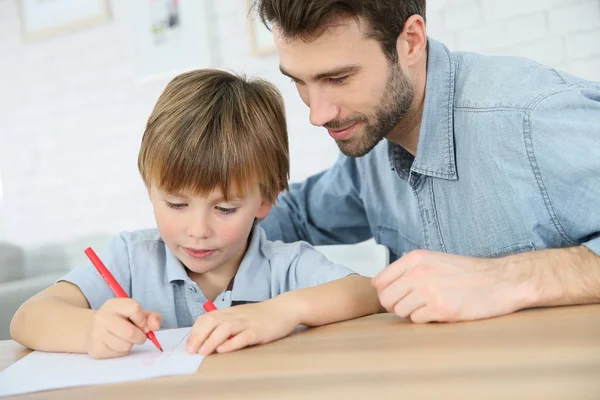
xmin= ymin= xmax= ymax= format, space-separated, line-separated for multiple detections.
xmin=0 ymin=0 xmax=599 ymax=249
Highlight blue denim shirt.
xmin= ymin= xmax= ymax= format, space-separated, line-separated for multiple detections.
xmin=260 ymin=39 xmax=600 ymax=262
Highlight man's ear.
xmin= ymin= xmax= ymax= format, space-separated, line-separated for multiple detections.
xmin=396 ymin=14 xmax=427 ymax=67
xmin=256 ymin=199 xmax=274 ymax=219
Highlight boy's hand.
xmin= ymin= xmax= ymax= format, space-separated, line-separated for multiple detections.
xmin=85 ymin=298 xmax=162 ymax=359
xmin=186 ymin=299 xmax=300 ymax=355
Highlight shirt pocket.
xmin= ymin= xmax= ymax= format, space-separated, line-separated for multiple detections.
xmin=485 ymin=242 xmax=536 ymax=258
xmin=375 ymin=225 xmax=421 ymax=262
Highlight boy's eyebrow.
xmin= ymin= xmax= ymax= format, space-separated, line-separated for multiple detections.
xmin=279 ymin=64 xmax=361 ymax=82
xmin=160 ymin=189 xmax=244 ymax=202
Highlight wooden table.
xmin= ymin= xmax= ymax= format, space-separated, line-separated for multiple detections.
xmin=2 ymin=305 xmax=600 ymax=399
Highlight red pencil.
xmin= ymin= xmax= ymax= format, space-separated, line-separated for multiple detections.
xmin=203 ymin=300 xmax=217 ymax=313
xmin=84 ymin=247 xmax=163 ymax=352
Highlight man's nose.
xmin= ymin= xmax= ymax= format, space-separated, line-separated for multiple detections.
xmin=308 ymin=89 xmax=339 ymax=127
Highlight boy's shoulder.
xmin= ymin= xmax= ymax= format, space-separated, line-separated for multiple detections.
xmin=256 ymin=225 xmax=315 ymax=262
xmin=111 ymin=228 xmax=165 ymax=257
xmin=118 ymin=228 xmax=163 ymax=244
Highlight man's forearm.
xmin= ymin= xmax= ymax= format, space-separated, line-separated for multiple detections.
xmin=503 ymin=246 xmax=600 ymax=309
xmin=277 ymin=275 xmax=384 ymax=327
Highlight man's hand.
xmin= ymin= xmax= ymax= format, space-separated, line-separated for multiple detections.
xmin=85 ymin=298 xmax=162 ymax=359
xmin=371 ymin=249 xmax=531 ymax=323
xmin=186 ymin=298 xmax=300 ymax=355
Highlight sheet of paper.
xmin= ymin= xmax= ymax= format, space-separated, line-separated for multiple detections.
xmin=0 ymin=327 xmax=203 ymax=397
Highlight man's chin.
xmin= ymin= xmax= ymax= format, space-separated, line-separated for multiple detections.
xmin=336 ymin=139 xmax=379 ymax=158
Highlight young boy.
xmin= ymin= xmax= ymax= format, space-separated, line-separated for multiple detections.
xmin=10 ymin=69 xmax=382 ymax=359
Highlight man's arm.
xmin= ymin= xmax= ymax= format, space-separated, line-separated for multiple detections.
xmin=371 ymin=246 xmax=600 ymax=323
xmin=261 ymin=153 xmax=372 ymax=245
xmin=373 ymin=80 xmax=600 ymax=323
xmin=506 ymin=245 xmax=600 ymax=308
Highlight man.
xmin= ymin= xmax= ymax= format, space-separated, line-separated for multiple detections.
xmin=255 ymin=0 xmax=600 ymax=323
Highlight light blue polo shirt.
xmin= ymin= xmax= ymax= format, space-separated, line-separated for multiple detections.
xmin=59 ymin=225 xmax=355 ymax=329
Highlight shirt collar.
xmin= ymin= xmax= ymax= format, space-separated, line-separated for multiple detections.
xmin=165 ymin=244 xmax=189 ymax=283
xmin=406 ymin=38 xmax=458 ymax=180
xmin=227 ymin=224 xmax=272 ymax=302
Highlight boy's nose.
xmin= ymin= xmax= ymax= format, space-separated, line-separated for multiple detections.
xmin=187 ymin=218 xmax=211 ymax=239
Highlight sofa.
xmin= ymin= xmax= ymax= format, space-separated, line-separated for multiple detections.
xmin=0 ymin=236 xmax=388 ymax=340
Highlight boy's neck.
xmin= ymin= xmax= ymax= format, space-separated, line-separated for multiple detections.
xmin=187 ymin=237 xmax=250 ymax=302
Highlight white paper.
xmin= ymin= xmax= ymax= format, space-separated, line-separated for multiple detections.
xmin=0 ymin=328 xmax=203 ymax=397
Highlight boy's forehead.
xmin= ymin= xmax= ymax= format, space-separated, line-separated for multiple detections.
xmin=157 ymin=185 xmax=252 ymax=201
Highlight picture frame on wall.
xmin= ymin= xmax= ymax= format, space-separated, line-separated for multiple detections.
xmin=246 ymin=0 xmax=276 ymax=56
xmin=129 ymin=0 xmax=213 ymax=83
xmin=18 ymin=0 xmax=110 ymax=41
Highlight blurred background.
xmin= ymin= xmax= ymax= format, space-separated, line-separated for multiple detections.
xmin=0 ymin=0 xmax=599 ymax=338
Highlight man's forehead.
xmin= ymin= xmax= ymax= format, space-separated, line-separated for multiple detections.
xmin=272 ymin=14 xmax=368 ymax=41
xmin=274 ymin=18 xmax=375 ymax=76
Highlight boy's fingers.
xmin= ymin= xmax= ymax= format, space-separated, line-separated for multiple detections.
xmin=89 ymin=342 xmax=121 ymax=360
xmin=106 ymin=298 xmax=149 ymax=333
xmin=199 ymin=322 xmax=237 ymax=355
xmin=186 ymin=317 xmax=218 ymax=354
xmin=103 ymin=330 xmax=134 ymax=355
xmin=123 ymin=303 xmax=149 ymax=333
xmin=216 ymin=330 xmax=253 ymax=353
xmin=107 ymin=315 xmax=147 ymax=344
xmin=145 ymin=311 xmax=162 ymax=332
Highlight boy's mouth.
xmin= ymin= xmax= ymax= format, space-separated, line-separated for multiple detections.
xmin=183 ymin=247 xmax=215 ymax=259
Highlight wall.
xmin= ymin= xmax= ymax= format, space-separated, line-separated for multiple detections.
xmin=0 ymin=0 xmax=598 ymax=248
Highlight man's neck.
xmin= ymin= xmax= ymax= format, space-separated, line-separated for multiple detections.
xmin=386 ymin=54 xmax=428 ymax=156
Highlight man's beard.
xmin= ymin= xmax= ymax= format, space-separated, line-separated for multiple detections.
xmin=327 ymin=64 xmax=414 ymax=158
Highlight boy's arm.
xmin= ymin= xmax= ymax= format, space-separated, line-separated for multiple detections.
xmin=10 ymin=282 xmax=95 ymax=352
xmin=11 ymin=281 xmax=161 ymax=357
xmin=186 ymin=274 xmax=384 ymax=355
xmin=275 ymin=274 xmax=385 ymax=327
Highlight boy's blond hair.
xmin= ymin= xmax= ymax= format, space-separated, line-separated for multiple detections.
xmin=138 ymin=69 xmax=289 ymax=202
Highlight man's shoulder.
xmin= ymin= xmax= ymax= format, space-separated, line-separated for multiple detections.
xmin=450 ymin=50 xmax=582 ymax=110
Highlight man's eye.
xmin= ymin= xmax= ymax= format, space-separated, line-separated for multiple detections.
xmin=329 ymin=76 xmax=349 ymax=84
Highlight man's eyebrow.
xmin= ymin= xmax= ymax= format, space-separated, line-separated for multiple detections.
xmin=279 ymin=64 xmax=361 ymax=82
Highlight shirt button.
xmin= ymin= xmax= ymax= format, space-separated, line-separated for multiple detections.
xmin=189 ymin=286 xmax=196 ymax=292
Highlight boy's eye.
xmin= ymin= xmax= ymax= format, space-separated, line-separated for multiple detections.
xmin=216 ymin=206 xmax=238 ymax=214
xmin=166 ymin=201 xmax=186 ymax=210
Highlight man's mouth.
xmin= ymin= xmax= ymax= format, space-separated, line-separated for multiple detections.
xmin=326 ymin=121 xmax=360 ymax=140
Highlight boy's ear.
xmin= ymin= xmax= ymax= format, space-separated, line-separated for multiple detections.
xmin=255 ymin=199 xmax=273 ymax=219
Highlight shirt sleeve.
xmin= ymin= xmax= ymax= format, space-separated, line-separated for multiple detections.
xmin=58 ymin=234 xmax=132 ymax=309
xmin=272 ymin=241 xmax=357 ymax=292
xmin=260 ymin=153 xmax=372 ymax=245
xmin=529 ymin=82 xmax=600 ymax=256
